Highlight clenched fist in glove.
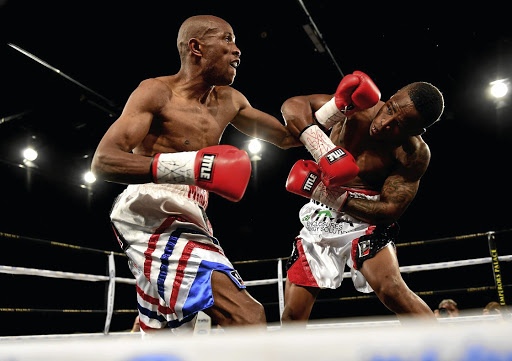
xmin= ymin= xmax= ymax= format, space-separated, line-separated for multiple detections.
xmin=314 ymin=71 xmax=381 ymax=130
xmin=285 ymin=159 xmax=351 ymax=211
xmin=151 ymin=145 xmax=251 ymax=202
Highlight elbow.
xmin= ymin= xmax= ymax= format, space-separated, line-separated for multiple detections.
xmin=281 ymin=96 xmax=313 ymax=139
xmin=374 ymin=208 xmax=404 ymax=225
xmin=281 ymin=96 xmax=308 ymax=122
xmin=90 ymin=151 xmax=109 ymax=181
xmin=281 ymin=96 xmax=308 ymax=110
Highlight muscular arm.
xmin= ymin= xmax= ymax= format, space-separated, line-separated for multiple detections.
xmin=344 ymin=142 xmax=431 ymax=224
xmin=231 ymin=91 xmax=302 ymax=149
xmin=280 ymin=94 xmax=333 ymax=137
xmin=91 ymin=79 xmax=168 ymax=184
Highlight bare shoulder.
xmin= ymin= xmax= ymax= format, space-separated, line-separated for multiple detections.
xmin=397 ymin=136 xmax=431 ymax=178
xmin=137 ymin=77 xmax=172 ymax=92
xmin=127 ymin=77 xmax=174 ymax=112
xmin=216 ymin=86 xmax=248 ymax=105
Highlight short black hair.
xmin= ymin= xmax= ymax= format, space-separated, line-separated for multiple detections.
xmin=405 ymin=82 xmax=444 ymax=129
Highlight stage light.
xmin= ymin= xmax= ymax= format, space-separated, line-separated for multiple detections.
xmin=83 ymin=171 xmax=96 ymax=184
xmin=22 ymin=147 xmax=38 ymax=161
xmin=490 ymin=79 xmax=509 ymax=99
xmin=248 ymin=139 xmax=262 ymax=154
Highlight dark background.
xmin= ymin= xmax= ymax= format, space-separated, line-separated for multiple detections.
xmin=0 ymin=1 xmax=511 ymax=336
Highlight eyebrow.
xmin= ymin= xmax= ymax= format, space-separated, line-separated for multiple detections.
xmin=224 ymin=32 xmax=235 ymax=41
xmin=390 ymin=101 xmax=398 ymax=114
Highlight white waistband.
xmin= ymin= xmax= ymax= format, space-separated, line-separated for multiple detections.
xmin=125 ymin=183 xmax=209 ymax=209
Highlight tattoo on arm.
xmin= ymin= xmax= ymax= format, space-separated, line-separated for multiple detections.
xmin=344 ymin=143 xmax=430 ymax=224
xmin=344 ymin=177 xmax=418 ymax=224
xmin=344 ymin=197 xmax=388 ymax=224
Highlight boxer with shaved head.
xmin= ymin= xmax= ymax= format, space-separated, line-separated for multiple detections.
xmin=92 ymin=15 xmax=301 ymax=332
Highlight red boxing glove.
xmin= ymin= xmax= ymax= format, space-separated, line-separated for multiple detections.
xmin=315 ymin=71 xmax=381 ymax=129
xmin=152 ymin=145 xmax=251 ymax=202
xmin=194 ymin=146 xmax=251 ymax=202
xmin=286 ymin=159 xmax=350 ymax=211
xmin=318 ymin=146 xmax=359 ymax=188
xmin=335 ymin=71 xmax=381 ymax=115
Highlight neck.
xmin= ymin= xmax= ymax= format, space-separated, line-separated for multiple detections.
xmin=174 ymin=68 xmax=215 ymax=103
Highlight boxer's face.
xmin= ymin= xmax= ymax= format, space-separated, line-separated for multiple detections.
xmin=201 ymin=21 xmax=241 ymax=86
xmin=369 ymin=90 xmax=425 ymax=141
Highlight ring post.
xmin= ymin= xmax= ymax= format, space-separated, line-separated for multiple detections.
xmin=104 ymin=252 xmax=116 ymax=334
xmin=487 ymin=231 xmax=510 ymax=319
xmin=277 ymin=258 xmax=285 ymax=322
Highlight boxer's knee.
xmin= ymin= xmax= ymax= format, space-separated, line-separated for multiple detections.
xmin=236 ymin=300 xmax=266 ymax=325
xmin=373 ymin=275 xmax=408 ymax=308
xmin=209 ymin=271 xmax=266 ymax=326
xmin=211 ymin=298 xmax=265 ymax=326
xmin=281 ymin=305 xmax=310 ymax=323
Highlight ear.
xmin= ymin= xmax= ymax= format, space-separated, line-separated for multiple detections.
xmin=188 ymin=38 xmax=202 ymax=57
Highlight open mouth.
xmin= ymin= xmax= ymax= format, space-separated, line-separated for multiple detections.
xmin=230 ymin=60 xmax=240 ymax=69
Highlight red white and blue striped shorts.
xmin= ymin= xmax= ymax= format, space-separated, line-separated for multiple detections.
xmin=110 ymin=183 xmax=245 ymax=331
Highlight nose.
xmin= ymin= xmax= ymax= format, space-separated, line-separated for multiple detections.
xmin=233 ymin=46 xmax=241 ymax=58
xmin=380 ymin=117 xmax=394 ymax=131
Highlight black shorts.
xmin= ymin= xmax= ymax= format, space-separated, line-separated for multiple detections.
xmin=351 ymin=223 xmax=399 ymax=270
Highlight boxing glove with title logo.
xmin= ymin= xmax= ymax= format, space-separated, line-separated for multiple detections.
xmin=285 ymin=159 xmax=350 ymax=211
xmin=151 ymin=145 xmax=251 ymax=202
xmin=318 ymin=146 xmax=359 ymax=188
xmin=298 ymin=124 xmax=359 ymax=188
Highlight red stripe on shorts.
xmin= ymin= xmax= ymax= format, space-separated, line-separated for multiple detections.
xmin=136 ymin=284 xmax=173 ymax=315
xmin=168 ymin=241 xmax=223 ymax=312
xmin=143 ymin=216 xmax=180 ymax=280
xmin=139 ymin=319 xmax=157 ymax=332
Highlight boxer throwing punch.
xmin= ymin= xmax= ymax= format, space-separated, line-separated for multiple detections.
xmin=281 ymin=71 xmax=444 ymax=322
xmin=92 ymin=15 xmax=300 ymax=332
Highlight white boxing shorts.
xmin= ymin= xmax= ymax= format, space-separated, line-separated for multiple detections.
xmin=285 ymin=188 xmax=398 ymax=293
xmin=110 ymin=183 xmax=246 ymax=331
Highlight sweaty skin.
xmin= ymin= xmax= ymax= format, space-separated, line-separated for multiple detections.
xmin=282 ymin=90 xmax=431 ymax=224
xmin=92 ymin=15 xmax=300 ymax=185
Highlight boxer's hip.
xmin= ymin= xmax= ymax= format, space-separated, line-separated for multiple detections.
xmin=110 ymin=183 xmax=211 ymax=236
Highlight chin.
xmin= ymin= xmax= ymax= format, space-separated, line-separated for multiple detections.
xmin=217 ymin=75 xmax=235 ymax=86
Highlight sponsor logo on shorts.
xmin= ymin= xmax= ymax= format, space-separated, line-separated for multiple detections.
xmin=325 ymin=148 xmax=347 ymax=164
xmin=358 ymin=239 xmax=371 ymax=257
xmin=199 ymin=154 xmax=216 ymax=182
xmin=302 ymin=209 xmax=355 ymax=235
xmin=302 ymin=172 xmax=318 ymax=193
xmin=305 ymin=220 xmax=352 ymax=235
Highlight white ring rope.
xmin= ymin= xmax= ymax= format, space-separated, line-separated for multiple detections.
xmin=2 ymin=255 xmax=509 ymax=286
xmin=1 ymin=228 xmax=510 ymax=340
xmin=0 ymin=265 xmax=135 ymax=285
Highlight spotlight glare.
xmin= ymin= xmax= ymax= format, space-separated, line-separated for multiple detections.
xmin=248 ymin=139 xmax=262 ymax=154
xmin=23 ymin=147 xmax=38 ymax=161
xmin=490 ymin=79 xmax=508 ymax=99
xmin=84 ymin=171 xmax=97 ymax=184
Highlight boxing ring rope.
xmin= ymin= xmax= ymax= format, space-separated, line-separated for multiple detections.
xmin=0 ymin=228 xmax=511 ymax=336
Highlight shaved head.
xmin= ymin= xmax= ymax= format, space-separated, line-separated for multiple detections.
xmin=177 ymin=15 xmax=232 ymax=60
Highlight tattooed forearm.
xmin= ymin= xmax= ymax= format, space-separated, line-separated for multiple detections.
xmin=344 ymin=177 xmax=418 ymax=224
xmin=344 ymin=197 xmax=396 ymax=224
xmin=343 ymin=142 xmax=428 ymax=225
